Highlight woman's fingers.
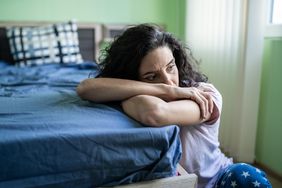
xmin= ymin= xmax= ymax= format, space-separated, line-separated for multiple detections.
xmin=201 ymin=91 xmax=214 ymax=114
xmin=176 ymin=86 xmax=214 ymax=120
xmin=197 ymin=84 xmax=215 ymax=114
xmin=188 ymin=88 xmax=207 ymax=119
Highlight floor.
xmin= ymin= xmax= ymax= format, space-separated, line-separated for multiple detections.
xmin=252 ymin=163 xmax=282 ymax=188
xmin=268 ymin=175 xmax=282 ymax=188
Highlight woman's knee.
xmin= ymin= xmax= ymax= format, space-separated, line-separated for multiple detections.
xmin=217 ymin=163 xmax=272 ymax=188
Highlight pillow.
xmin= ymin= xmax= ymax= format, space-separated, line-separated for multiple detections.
xmin=6 ymin=21 xmax=83 ymax=66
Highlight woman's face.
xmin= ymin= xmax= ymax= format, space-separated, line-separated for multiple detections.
xmin=138 ymin=46 xmax=179 ymax=86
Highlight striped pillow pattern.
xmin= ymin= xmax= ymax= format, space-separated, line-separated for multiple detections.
xmin=6 ymin=21 xmax=83 ymax=66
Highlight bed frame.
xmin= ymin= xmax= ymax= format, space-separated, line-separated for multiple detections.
xmin=0 ymin=21 xmax=197 ymax=188
xmin=111 ymin=165 xmax=197 ymax=188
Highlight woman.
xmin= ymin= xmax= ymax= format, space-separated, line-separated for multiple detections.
xmin=77 ymin=24 xmax=272 ymax=188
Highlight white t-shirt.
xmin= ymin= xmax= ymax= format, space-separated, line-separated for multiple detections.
xmin=179 ymin=83 xmax=233 ymax=188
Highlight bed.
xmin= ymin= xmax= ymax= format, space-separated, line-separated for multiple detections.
xmin=0 ymin=21 xmax=197 ymax=188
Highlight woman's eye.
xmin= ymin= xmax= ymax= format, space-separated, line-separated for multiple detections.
xmin=167 ymin=65 xmax=175 ymax=72
xmin=145 ymin=75 xmax=156 ymax=81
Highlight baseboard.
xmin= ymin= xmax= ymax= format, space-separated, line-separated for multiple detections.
xmin=254 ymin=161 xmax=282 ymax=182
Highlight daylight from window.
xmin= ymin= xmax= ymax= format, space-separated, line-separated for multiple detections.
xmin=271 ymin=0 xmax=282 ymax=24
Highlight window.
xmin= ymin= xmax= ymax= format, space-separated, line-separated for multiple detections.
xmin=265 ymin=0 xmax=282 ymax=37
xmin=270 ymin=0 xmax=282 ymax=24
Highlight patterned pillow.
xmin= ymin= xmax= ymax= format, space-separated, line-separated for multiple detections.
xmin=6 ymin=21 xmax=83 ymax=66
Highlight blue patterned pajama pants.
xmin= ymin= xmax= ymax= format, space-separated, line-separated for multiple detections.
xmin=215 ymin=163 xmax=272 ymax=188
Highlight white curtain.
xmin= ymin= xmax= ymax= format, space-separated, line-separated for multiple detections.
xmin=185 ymin=0 xmax=265 ymax=162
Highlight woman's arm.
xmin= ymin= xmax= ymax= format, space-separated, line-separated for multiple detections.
xmin=122 ymin=95 xmax=208 ymax=126
xmin=77 ymin=78 xmax=213 ymax=119
xmin=122 ymin=83 xmax=221 ymax=127
xmin=76 ymin=78 xmax=175 ymax=102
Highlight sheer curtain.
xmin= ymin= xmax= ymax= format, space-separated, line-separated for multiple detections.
xmin=185 ymin=0 xmax=265 ymax=162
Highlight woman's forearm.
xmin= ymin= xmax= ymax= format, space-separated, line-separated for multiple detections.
xmin=122 ymin=95 xmax=205 ymax=127
xmin=76 ymin=77 xmax=176 ymax=102
xmin=77 ymin=78 xmax=213 ymax=119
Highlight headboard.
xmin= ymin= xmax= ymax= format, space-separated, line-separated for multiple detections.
xmin=0 ymin=21 xmax=102 ymax=63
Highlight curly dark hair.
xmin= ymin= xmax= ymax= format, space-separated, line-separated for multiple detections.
xmin=98 ymin=23 xmax=207 ymax=87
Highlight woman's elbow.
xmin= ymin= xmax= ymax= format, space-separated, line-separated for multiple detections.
xmin=76 ymin=80 xmax=89 ymax=100
xmin=140 ymin=104 xmax=166 ymax=127
xmin=122 ymin=95 xmax=167 ymax=127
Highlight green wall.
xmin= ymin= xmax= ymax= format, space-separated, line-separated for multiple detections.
xmin=0 ymin=0 xmax=186 ymax=40
xmin=256 ymin=37 xmax=282 ymax=176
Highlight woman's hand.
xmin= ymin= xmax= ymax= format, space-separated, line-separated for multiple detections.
xmin=172 ymin=86 xmax=214 ymax=121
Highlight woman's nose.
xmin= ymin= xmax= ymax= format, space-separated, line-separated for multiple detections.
xmin=162 ymin=74 xmax=174 ymax=85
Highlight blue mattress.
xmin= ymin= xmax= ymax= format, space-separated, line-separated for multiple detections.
xmin=0 ymin=61 xmax=181 ymax=188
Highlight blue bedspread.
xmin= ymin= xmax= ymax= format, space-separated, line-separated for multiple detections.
xmin=0 ymin=62 xmax=181 ymax=188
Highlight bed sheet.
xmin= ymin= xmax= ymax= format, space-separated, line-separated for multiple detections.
xmin=0 ymin=61 xmax=181 ymax=188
